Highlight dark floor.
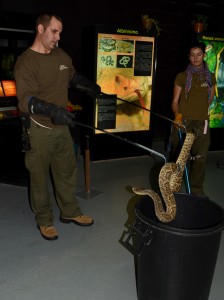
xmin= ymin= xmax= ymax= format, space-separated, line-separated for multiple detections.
xmin=0 ymin=144 xmax=223 ymax=300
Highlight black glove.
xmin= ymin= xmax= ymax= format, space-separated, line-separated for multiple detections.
xmin=28 ymin=97 xmax=76 ymax=127
xmin=70 ymin=73 xmax=101 ymax=98
xmin=50 ymin=106 xmax=76 ymax=126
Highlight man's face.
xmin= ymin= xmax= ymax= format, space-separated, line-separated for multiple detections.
xmin=39 ymin=17 xmax=63 ymax=53
xmin=189 ymin=47 xmax=205 ymax=68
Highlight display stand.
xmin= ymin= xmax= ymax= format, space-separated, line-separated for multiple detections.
xmin=81 ymin=24 xmax=158 ymax=161
xmin=76 ymin=135 xmax=104 ymax=200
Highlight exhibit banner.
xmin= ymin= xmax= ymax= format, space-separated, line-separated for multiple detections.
xmin=200 ymin=34 xmax=224 ymax=128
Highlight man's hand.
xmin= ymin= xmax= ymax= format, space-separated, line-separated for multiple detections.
xmin=75 ymin=82 xmax=101 ymax=98
xmin=51 ymin=106 xmax=76 ymax=127
xmin=28 ymin=97 xmax=76 ymax=127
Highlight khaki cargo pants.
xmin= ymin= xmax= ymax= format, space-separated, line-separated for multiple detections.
xmin=25 ymin=120 xmax=82 ymax=226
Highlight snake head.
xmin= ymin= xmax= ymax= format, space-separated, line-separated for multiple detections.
xmin=132 ymin=187 xmax=143 ymax=194
xmin=132 ymin=187 xmax=138 ymax=193
xmin=132 ymin=187 xmax=146 ymax=195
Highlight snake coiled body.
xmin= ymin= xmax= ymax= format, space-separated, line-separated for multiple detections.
xmin=132 ymin=132 xmax=195 ymax=223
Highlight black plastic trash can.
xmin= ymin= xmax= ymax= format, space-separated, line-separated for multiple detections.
xmin=125 ymin=193 xmax=224 ymax=300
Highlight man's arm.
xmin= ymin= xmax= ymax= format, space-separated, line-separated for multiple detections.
xmin=69 ymin=73 xmax=101 ymax=98
xmin=28 ymin=97 xmax=76 ymax=127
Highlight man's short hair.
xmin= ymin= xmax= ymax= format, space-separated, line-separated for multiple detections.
xmin=36 ymin=13 xmax=63 ymax=31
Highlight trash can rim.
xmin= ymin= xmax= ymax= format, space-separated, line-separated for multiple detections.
xmin=135 ymin=193 xmax=224 ymax=237
xmin=135 ymin=211 xmax=224 ymax=237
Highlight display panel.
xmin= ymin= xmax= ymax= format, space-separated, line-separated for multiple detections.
xmin=0 ymin=80 xmax=16 ymax=97
xmin=200 ymin=35 xmax=224 ymax=128
xmin=81 ymin=25 xmax=157 ymax=160
xmin=95 ymin=31 xmax=155 ymax=133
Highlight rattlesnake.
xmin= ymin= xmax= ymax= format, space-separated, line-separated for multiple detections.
xmin=132 ymin=132 xmax=195 ymax=223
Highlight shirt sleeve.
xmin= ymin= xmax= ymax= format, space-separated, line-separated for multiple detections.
xmin=174 ymin=72 xmax=186 ymax=88
xmin=14 ymin=55 xmax=38 ymax=113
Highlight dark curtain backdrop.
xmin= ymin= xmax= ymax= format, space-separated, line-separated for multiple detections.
xmin=1 ymin=0 xmax=223 ymax=141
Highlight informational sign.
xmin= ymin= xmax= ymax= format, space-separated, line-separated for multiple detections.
xmin=200 ymin=35 xmax=224 ymax=128
xmin=134 ymin=41 xmax=153 ymax=76
xmin=95 ymin=30 xmax=155 ymax=134
xmin=95 ymin=94 xmax=117 ymax=130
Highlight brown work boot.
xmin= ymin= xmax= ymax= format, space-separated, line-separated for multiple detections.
xmin=60 ymin=215 xmax=94 ymax=226
xmin=38 ymin=225 xmax=58 ymax=240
